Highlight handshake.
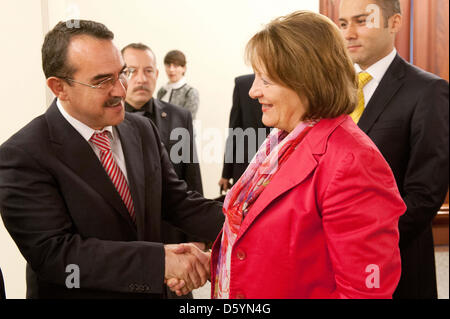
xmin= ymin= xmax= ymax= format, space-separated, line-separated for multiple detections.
xmin=164 ymin=243 xmax=211 ymax=296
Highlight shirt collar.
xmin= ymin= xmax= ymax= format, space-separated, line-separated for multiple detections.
xmin=355 ymin=48 xmax=397 ymax=82
xmin=164 ymin=77 xmax=187 ymax=90
xmin=56 ymin=98 xmax=114 ymax=142
xmin=125 ymin=98 xmax=154 ymax=114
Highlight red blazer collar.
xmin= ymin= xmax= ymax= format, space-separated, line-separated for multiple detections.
xmin=235 ymin=114 xmax=350 ymax=240
xmin=305 ymin=114 xmax=348 ymax=155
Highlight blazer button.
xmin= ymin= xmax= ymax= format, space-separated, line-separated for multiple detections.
xmin=235 ymin=292 xmax=246 ymax=299
xmin=236 ymin=250 xmax=246 ymax=261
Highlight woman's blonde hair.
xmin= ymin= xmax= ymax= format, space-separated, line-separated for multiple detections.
xmin=246 ymin=10 xmax=357 ymax=120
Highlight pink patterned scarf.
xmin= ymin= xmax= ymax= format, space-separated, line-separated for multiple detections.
xmin=214 ymin=120 xmax=318 ymax=298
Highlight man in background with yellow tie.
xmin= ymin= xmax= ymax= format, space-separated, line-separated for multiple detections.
xmin=339 ymin=0 xmax=449 ymax=299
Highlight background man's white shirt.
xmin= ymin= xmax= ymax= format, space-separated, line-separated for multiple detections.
xmin=355 ymin=49 xmax=397 ymax=107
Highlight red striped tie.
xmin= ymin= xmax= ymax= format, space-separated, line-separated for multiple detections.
xmin=90 ymin=132 xmax=136 ymax=224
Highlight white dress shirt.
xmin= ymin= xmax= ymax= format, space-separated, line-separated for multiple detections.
xmin=56 ymin=99 xmax=129 ymax=181
xmin=355 ymin=48 xmax=397 ymax=107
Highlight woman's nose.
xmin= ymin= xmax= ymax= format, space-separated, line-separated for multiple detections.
xmin=249 ymin=81 xmax=261 ymax=99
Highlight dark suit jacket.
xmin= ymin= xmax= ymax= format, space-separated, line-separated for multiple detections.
xmin=222 ymin=74 xmax=270 ymax=184
xmin=0 ymin=267 xmax=5 ymax=299
xmin=150 ymin=99 xmax=202 ymax=195
xmin=358 ymin=54 xmax=449 ymax=299
xmin=126 ymin=98 xmax=203 ymax=245
xmin=0 ymin=100 xmax=224 ymax=299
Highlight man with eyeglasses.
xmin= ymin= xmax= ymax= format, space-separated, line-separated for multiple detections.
xmin=0 ymin=20 xmax=224 ymax=299
xmin=121 ymin=43 xmax=204 ymax=299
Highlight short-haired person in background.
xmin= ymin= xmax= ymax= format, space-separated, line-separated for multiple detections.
xmin=338 ymin=0 xmax=449 ymax=299
xmin=219 ymin=74 xmax=271 ymax=196
xmin=207 ymin=11 xmax=406 ymax=299
xmin=157 ymin=50 xmax=199 ymax=119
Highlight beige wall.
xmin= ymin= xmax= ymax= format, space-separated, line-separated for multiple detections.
xmin=0 ymin=0 xmax=318 ymax=298
xmin=0 ymin=0 xmax=47 ymax=299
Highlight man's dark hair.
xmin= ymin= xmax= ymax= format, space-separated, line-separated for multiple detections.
xmin=375 ymin=0 xmax=401 ymax=27
xmin=42 ymin=20 xmax=114 ymax=79
xmin=164 ymin=50 xmax=186 ymax=67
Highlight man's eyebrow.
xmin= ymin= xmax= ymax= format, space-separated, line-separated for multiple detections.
xmin=126 ymin=65 xmax=153 ymax=69
xmin=353 ymin=14 xmax=370 ymax=20
xmin=90 ymin=73 xmax=113 ymax=82
xmin=339 ymin=14 xmax=370 ymax=21
xmin=90 ymin=65 xmax=126 ymax=82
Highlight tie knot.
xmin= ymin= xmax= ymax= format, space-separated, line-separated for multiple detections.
xmin=90 ymin=131 xmax=111 ymax=152
xmin=358 ymin=72 xmax=373 ymax=88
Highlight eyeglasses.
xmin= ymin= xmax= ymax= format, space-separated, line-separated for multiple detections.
xmin=62 ymin=70 xmax=129 ymax=90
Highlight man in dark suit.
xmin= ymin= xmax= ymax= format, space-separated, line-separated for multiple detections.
xmin=122 ymin=43 xmax=205 ymax=299
xmin=339 ymin=0 xmax=449 ymax=298
xmin=0 ymin=20 xmax=223 ymax=299
xmin=219 ymin=74 xmax=270 ymax=192
xmin=122 ymin=43 xmax=204 ymax=242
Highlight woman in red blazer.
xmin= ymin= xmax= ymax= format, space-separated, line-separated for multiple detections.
xmin=210 ymin=11 xmax=405 ymax=299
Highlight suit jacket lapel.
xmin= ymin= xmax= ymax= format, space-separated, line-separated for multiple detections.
xmin=237 ymin=116 xmax=347 ymax=239
xmin=116 ymin=116 xmax=146 ymax=236
xmin=153 ymin=99 xmax=170 ymax=146
xmin=358 ymin=54 xmax=406 ymax=133
xmin=46 ymin=101 xmax=137 ymax=232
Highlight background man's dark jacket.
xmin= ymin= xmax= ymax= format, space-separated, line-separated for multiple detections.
xmin=357 ymin=55 xmax=449 ymax=299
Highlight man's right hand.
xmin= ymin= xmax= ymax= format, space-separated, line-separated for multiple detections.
xmin=164 ymin=244 xmax=211 ymax=296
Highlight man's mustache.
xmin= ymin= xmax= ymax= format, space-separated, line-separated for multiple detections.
xmin=133 ymin=85 xmax=151 ymax=93
xmin=104 ymin=97 xmax=124 ymax=107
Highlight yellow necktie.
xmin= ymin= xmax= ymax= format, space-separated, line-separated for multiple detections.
xmin=351 ymin=72 xmax=373 ymax=123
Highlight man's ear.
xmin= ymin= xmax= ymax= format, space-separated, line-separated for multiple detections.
xmin=390 ymin=13 xmax=402 ymax=34
xmin=47 ymin=77 xmax=69 ymax=101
